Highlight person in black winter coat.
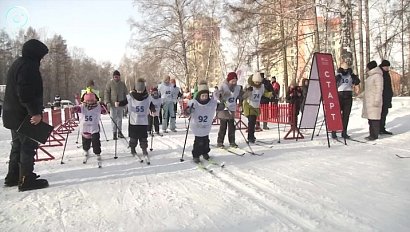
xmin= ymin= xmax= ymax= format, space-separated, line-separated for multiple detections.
xmin=286 ymin=84 xmax=303 ymax=126
xmin=331 ymin=63 xmax=360 ymax=139
xmin=258 ymin=73 xmax=274 ymax=130
xmin=3 ymin=39 xmax=49 ymax=191
xmin=379 ymin=60 xmax=393 ymax=135
xmin=301 ymin=78 xmax=309 ymax=111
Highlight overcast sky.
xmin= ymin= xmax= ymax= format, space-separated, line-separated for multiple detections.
xmin=0 ymin=0 xmax=138 ymax=67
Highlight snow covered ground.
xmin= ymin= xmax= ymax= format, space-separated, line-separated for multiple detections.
xmin=1 ymin=97 xmax=410 ymax=232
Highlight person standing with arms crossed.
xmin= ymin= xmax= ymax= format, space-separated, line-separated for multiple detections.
xmin=362 ymin=61 xmax=383 ymax=141
xmin=379 ymin=60 xmax=393 ymax=135
xmin=104 ymin=70 xmax=128 ymax=140
xmin=3 ymin=39 xmax=49 ymax=191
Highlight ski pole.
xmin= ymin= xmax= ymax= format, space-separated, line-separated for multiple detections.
xmin=60 ymin=131 xmax=70 ymax=164
xmin=180 ymin=103 xmax=194 ymax=162
xmin=101 ymin=104 xmax=127 ymax=158
xmin=226 ymin=106 xmax=257 ymax=155
xmin=75 ymin=128 xmax=80 ymax=144
xmin=100 ymin=118 xmax=108 ymax=141
xmin=150 ymin=115 xmax=154 ymax=151
xmin=275 ymin=104 xmax=280 ymax=143
xmin=102 ymin=104 xmax=129 ymax=143
xmin=234 ymin=117 xmax=257 ymax=155
xmin=180 ymin=116 xmax=191 ymax=162
xmin=114 ymin=135 xmax=118 ymax=159
xmin=107 ymin=105 xmax=129 ymax=144
xmin=316 ymin=118 xmax=325 ymax=136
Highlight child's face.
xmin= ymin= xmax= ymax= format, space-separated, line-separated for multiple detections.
xmin=85 ymin=99 xmax=96 ymax=104
xmin=200 ymin=93 xmax=209 ymax=100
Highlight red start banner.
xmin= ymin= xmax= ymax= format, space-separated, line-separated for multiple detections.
xmin=316 ymin=53 xmax=343 ymax=131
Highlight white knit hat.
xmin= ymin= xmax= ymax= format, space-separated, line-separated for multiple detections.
xmin=252 ymin=72 xmax=262 ymax=83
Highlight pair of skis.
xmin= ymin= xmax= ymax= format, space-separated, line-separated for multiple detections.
xmin=332 ymin=137 xmax=373 ymax=145
xmin=196 ymin=158 xmax=225 ymax=173
xmin=213 ymin=144 xmax=264 ymax=156
xmin=83 ymin=156 xmax=102 ymax=168
xmin=248 ymin=140 xmax=274 ymax=149
xmin=133 ymin=152 xmax=151 ymax=165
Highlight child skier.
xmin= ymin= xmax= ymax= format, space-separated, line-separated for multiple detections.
xmin=185 ymin=81 xmax=217 ymax=163
xmin=119 ymin=78 xmax=156 ymax=163
xmin=73 ymin=92 xmax=107 ymax=167
xmin=242 ymin=72 xmax=272 ymax=143
xmin=148 ymin=87 xmax=162 ymax=136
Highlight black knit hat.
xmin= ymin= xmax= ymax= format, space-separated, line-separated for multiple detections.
xmin=366 ymin=61 xmax=378 ymax=70
xmin=380 ymin=60 xmax=391 ymax=67
xmin=113 ymin=70 xmax=121 ymax=76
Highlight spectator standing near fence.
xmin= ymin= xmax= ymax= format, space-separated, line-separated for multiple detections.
xmin=271 ymin=76 xmax=280 ymax=103
xmin=258 ymin=73 xmax=274 ymax=130
xmin=286 ymin=83 xmax=303 ymax=127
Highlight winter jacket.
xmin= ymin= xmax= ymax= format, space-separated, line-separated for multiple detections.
xmin=362 ymin=67 xmax=383 ymax=120
xmin=3 ymin=39 xmax=48 ymax=130
xmin=260 ymin=78 xmax=274 ymax=104
xmin=242 ymin=75 xmax=272 ymax=117
xmin=336 ymin=68 xmax=360 ymax=99
xmin=216 ymin=81 xmax=243 ymax=120
xmin=336 ymin=68 xmax=360 ymax=86
xmin=286 ymin=86 xmax=303 ymax=115
xmin=104 ymin=79 xmax=128 ymax=105
xmin=380 ymin=66 xmax=393 ymax=108
xmin=272 ymin=81 xmax=280 ymax=94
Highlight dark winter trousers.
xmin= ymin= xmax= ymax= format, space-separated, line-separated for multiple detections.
xmin=148 ymin=115 xmax=160 ymax=133
xmin=368 ymin=119 xmax=380 ymax=139
xmin=192 ymin=136 xmax=210 ymax=158
xmin=82 ymin=133 xmax=101 ymax=154
xmin=6 ymin=130 xmax=38 ymax=181
xmin=339 ymin=93 xmax=353 ymax=134
xmin=217 ymin=119 xmax=236 ymax=144
xmin=247 ymin=115 xmax=257 ymax=140
xmin=129 ymin=125 xmax=148 ymax=150
xmin=129 ymin=137 xmax=148 ymax=151
xmin=380 ymin=105 xmax=389 ymax=132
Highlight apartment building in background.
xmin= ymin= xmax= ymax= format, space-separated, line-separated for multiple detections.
xmin=187 ymin=16 xmax=223 ymax=88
